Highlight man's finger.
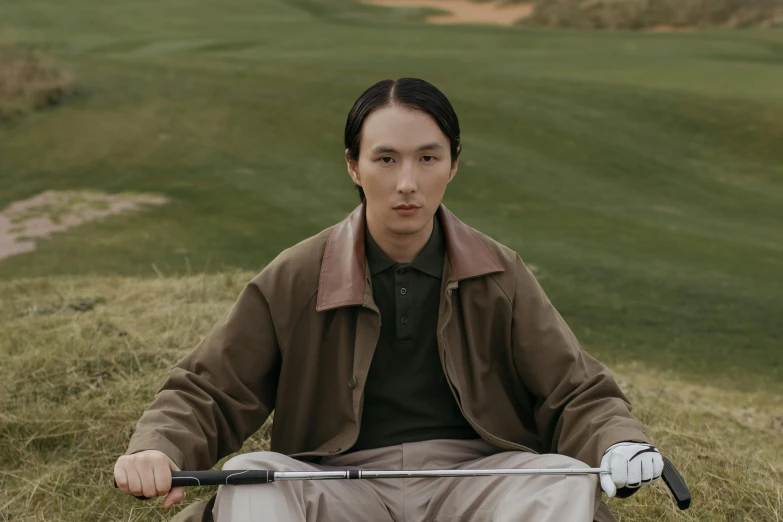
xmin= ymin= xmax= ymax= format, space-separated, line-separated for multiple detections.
xmin=127 ymin=469 xmax=144 ymax=497
xmin=641 ymin=456 xmax=653 ymax=483
xmin=168 ymin=458 xmax=181 ymax=472
xmin=163 ymin=487 xmax=185 ymax=510
xmin=652 ymin=453 xmax=664 ymax=481
xmin=114 ymin=465 xmax=129 ymax=495
xmin=153 ymin=463 xmax=172 ymax=497
xmin=600 ymin=473 xmax=617 ymax=497
xmin=138 ymin=465 xmax=158 ymax=499
xmin=610 ymin=453 xmax=628 ymax=488
xmin=626 ymin=455 xmax=642 ymax=488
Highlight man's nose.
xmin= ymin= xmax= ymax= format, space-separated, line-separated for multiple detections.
xmin=397 ymin=163 xmax=417 ymax=193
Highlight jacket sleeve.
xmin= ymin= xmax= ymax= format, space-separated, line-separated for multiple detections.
xmin=509 ymin=254 xmax=650 ymax=469
xmin=125 ymin=280 xmax=281 ymax=471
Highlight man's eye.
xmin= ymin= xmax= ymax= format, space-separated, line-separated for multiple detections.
xmin=379 ymin=156 xmax=394 ymax=164
xmin=422 ymin=156 xmax=435 ymax=162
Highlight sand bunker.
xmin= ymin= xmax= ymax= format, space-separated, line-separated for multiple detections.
xmin=646 ymin=24 xmax=694 ymax=32
xmin=362 ymin=0 xmax=534 ymax=26
xmin=0 ymin=190 xmax=168 ymax=260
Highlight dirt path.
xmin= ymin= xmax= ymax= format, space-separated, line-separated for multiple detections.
xmin=646 ymin=24 xmax=695 ymax=32
xmin=361 ymin=0 xmax=534 ymax=26
xmin=0 ymin=190 xmax=168 ymax=261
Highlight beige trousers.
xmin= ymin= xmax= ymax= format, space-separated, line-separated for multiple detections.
xmin=213 ymin=438 xmax=600 ymax=522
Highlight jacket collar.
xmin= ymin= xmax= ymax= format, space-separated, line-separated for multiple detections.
xmin=316 ymin=203 xmax=504 ymax=312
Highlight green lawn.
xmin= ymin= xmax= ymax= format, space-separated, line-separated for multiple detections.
xmin=1 ymin=1 xmax=781 ymax=393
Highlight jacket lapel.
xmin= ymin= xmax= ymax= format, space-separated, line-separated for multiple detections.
xmin=315 ymin=205 xmax=367 ymax=312
xmin=438 ymin=205 xmax=505 ymax=281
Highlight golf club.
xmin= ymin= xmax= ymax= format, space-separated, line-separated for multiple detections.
xmin=115 ymin=455 xmax=690 ymax=510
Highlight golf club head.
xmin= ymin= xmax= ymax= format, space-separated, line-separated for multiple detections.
xmin=661 ymin=456 xmax=691 ymax=510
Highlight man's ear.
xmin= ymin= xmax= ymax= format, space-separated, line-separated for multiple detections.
xmin=346 ymin=148 xmax=361 ymax=186
xmin=448 ymin=156 xmax=459 ymax=182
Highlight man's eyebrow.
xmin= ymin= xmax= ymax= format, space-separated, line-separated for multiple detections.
xmin=370 ymin=143 xmax=445 ymax=154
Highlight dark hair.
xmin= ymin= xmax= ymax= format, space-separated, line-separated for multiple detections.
xmin=344 ymin=78 xmax=462 ymax=202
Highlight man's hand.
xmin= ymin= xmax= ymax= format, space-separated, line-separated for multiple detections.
xmin=114 ymin=450 xmax=184 ymax=510
xmin=599 ymin=442 xmax=663 ymax=497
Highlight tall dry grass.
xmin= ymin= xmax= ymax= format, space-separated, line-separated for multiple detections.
xmin=0 ymin=46 xmax=74 ymax=118
xmin=1 ymin=272 xmax=781 ymax=520
xmin=522 ymin=0 xmax=783 ymax=29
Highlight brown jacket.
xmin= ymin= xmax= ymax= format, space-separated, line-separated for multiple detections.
xmin=127 ymin=204 xmax=650 ymax=522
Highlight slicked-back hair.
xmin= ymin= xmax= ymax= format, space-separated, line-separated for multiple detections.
xmin=344 ymin=78 xmax=462 ymax=202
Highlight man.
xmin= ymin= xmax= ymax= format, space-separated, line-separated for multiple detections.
xmin=115 ymin=78 xmax=663 ymax=522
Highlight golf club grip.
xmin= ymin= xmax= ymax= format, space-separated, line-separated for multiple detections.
xmin=113 ymin=470 xmax=275 ymax=500
xmin=661 ymin=456 xmax=691 ymax=510
xmin=170 ymin=470 xmax=275 ymax=487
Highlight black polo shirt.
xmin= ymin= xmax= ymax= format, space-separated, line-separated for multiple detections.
xmin=351 ymin=215 xmax=478 ymax=452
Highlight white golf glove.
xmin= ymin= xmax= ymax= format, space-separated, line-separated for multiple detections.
xmin=600 ymin=442 xmax=663 ymax=497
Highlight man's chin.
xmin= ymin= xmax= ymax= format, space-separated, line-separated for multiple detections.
xmin=387 ymin=218 xmax=430 ymax=236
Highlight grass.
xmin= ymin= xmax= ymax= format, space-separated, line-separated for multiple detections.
xmin=0 ymin=45 xmax=74 ymax=118
xmin=0 ymin=273 xmax=781 ymax=521
xmin=1 ymin=1 xmax=782 ymax=392
xmin=0 ymin=0 xmax=781 ymax=519
xmin=521 ymin=0 xmax=783 ymax=29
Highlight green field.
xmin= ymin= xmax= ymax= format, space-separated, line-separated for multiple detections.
xmin=1 ymin=0 xmax=782 ymax=519
xmin=2 ymin=0 xmax=782 ymax=391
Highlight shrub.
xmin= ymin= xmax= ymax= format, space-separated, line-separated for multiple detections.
xmin=0 ymin=46 xmax=74 ymax=118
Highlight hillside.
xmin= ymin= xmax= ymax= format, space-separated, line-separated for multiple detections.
xmin=2 ymin=0 xmax=782 ymax=392
xmin=523 ymin=0 xmax=783 ymax=29
xmin=0 ymin=272 xmax=781 ymax=521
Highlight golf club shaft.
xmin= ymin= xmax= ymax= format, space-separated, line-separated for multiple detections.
xmin=281 ymin=467 xmax=610 ymax=480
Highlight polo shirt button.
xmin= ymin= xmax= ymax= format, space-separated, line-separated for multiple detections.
xmin=400 ymin=288 xmax=407 ymax=295
xmin=348 ymin=375 xmax=357 ymax=388
xmin=401 ymin=316 xmax=408 ymax=324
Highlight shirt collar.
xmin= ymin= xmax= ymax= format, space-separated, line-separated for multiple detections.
xmin=409 ymin=213 xmax=444 ymax=278
xmin=365 ymin=214 xmax=445 ymax=278
xmin=364 ymin=227 xmax=396 ymax=275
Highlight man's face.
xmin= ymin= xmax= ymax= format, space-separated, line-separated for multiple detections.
xmin=346 ymin=105 xmax=458 ymax=236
